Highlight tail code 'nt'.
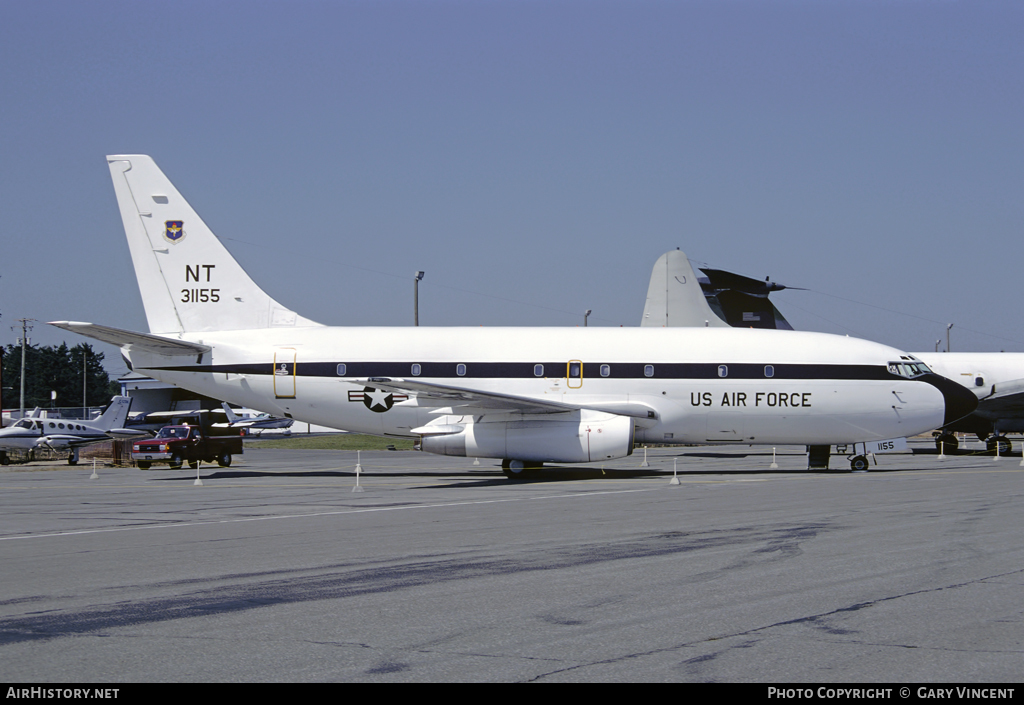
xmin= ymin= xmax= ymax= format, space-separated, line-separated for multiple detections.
xmin=106 ymin=155 xmax=321 ymax=334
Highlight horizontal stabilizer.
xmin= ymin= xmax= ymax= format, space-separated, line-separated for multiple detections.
xmin=48 ymin=322 xmax=211 ymax=356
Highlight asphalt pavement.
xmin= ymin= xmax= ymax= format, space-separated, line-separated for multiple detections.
xmin=0 ymin=442 xmax=1021 ymax=682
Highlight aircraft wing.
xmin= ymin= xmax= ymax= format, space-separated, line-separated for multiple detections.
xmin=976 ymin=379 xmax=1024 ymax=419
xmin=106 ymin=428 xmax=151 ymax=440
xmin=39 ymin=435 xmax=113 ymax=450
xmin=356 ymin=377 xmax=658 ymax=420
xmin=48 ymin=322 xmax=211 ymax=356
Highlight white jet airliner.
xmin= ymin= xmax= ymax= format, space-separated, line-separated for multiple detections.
xmin=642 ymin=249 xmax=1023 ymax=456
xmin=50 ymin=156 xmax=976 ymax=476
xmin=0 ymin=396 xmax=136 ymax=465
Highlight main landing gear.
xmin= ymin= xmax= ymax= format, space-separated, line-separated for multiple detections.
xmin=501 ymin=459 xmax=543 ymax=480
xmin=985 ymin=435 xmax=1012 ymax=455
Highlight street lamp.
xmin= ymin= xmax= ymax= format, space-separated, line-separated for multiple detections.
xmin=946 ymin=323 xmax=954 ymax=353
xmin=584 ymin=309 xmax=592 ymax=327
xmin=414 ymin=271 xmax=425 ymax=326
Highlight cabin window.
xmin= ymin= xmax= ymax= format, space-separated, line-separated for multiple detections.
xmin=718 ymin=365 xmax=728 ymax=378
xmin=336 ymin=364 xmax=347 ymax=376
xmin=764 ymin=365 xmax=774 ymax=378
xmin=568 ymin=361 xmax=581 ymax=378
xmin=600 ymin=364 xmax=610 ymax=377
xmin=534 ymin=364 xmax=544 ymax=377
xmin=49 ymin=422 xmax=55 ymax=429
xmin=58 ymin=423 xmax=65 ymax=429
xmin=644 ymin=365 xmax=654 ymax=378
xmin=456 ymin=363 xmax=467 ymax=376
xmin=411 ymin=364 xmax=421 ymax=376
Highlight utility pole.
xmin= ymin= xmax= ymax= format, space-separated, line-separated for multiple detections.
xmin=83 ymin=349 xmax=88 ymax=414
xmin=13 ymin=318 xmax=34 ymax=419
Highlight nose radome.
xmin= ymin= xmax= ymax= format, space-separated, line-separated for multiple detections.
xmin=922 ymin=373 xmax=979 ymax=427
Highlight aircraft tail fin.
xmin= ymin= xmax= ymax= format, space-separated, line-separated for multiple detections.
xmin=221 ymin=403 xmax=242 ymax=424
xmin=95 ymin=396 xmax=133 ymax=430
xmin=640 ymin=250 xmax=730 ymax=327
xmin=106 ymin=155 xmax=321 ymax=334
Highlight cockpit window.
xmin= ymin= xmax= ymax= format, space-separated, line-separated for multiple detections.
xmin=888 ymin=361 xmax=932 ymax=379
xmin=13 ymin=420 xmax=31 ymax=429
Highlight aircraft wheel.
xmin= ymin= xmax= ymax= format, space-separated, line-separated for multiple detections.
xmin=850 ymin=455 xmax=869 ymax=472
xmin=67 ymin=457 xmax=78 ymax=466
xmin=936 ymin=433 xmax=958 ymax=452
xmin=501 ymin=459 xmax=541 ymax=479
xmin=217 ymin=452 xmax=232 ymax=467
xmin=188 ymin=459 xmax=200 ymax=470
xmin=137 ymin=462 xmax=151 ymax=469
xmin=169 ymin=454 xmax=183 ymax=469
xmin=986 ymin=436 xmax=1011 ymax=455
xmin=0 ymin=452 xmax=8 ymax=466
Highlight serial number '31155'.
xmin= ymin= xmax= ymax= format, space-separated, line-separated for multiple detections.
xmin=181 ymin=288 xmax=220 ymax=303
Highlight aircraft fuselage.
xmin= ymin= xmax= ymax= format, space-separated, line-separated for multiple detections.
xmin=127 ymin=325 xmax=951 ymax=448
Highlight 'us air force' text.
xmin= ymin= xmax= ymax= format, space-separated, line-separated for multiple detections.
xmin=692 ymin=391 xmax=812 ymax=407
xmin=182 ymin=264 xmax=219 ymax=303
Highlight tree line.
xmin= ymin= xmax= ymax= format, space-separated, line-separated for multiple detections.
xmin=1 ymin=343 xmax=118 ymax=410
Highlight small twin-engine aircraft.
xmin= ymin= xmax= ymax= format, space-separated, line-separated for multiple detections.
xmin=0 ymin=396 xmax=136 ymax=465
xmin=50 ymin=156 xmax=976 ymax=476
xmin=219 ymin=403 xmax=294 ymax=431
xmin=640 ymin=249 xmax=1024 ymax=456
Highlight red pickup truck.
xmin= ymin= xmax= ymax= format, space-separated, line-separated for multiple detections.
xmin=132 ymin=424 xmax=243 ymax=469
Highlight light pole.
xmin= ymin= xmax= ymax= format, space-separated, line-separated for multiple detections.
xmin=946 ymin=323 xmax=954 ymax=353
xmin=414 ymin=271 xmax=425 ymax=326
xmin=584 ymin=309 xmax=592 ymax=327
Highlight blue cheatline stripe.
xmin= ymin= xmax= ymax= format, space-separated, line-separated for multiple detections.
xmin=150 ymin=361 xmax=897 ymax=381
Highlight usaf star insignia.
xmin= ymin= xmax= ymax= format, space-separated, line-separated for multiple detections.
xmin=348 ymin=387 xmax=408 ymax=413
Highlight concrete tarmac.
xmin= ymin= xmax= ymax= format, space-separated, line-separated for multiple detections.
xmin=0 ymin=442 xmax=1021 ymax=682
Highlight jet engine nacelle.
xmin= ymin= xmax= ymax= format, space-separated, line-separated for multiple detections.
xmin=420 ymin=412 xmax=635 ymax=464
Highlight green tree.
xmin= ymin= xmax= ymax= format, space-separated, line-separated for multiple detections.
xmin=1 ymin=342 xmax=114 ymax=410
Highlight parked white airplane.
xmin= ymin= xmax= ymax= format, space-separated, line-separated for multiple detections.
xmin=50 ymin=156 xmax=975 ymax=476
xmin=0 ymin=396 xmax=136 ymax=465
xmin=220 ymin=403 xmax=294 ymax=430
xmin=640 ymin=249 xmax=1022 ymax=454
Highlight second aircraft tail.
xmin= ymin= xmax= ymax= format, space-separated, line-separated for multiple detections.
xmin=106 ymin=155 xmax=321 ymax=334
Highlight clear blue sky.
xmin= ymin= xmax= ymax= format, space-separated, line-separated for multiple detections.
xmin=1 ymin=0 xmax=1022 ymax=379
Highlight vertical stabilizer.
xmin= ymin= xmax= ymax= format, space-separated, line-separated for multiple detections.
xmin=640 ymin=250 xmax=729 ymax=327
xmin=106 ymin=155 xmax=321 ymax=334
xmin=94 ymin=396 xmax=132 ymax=430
